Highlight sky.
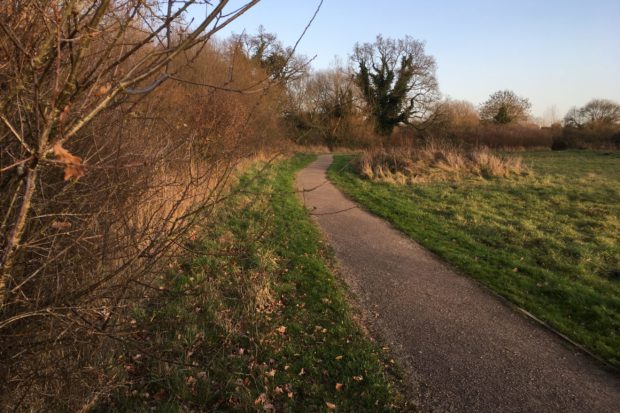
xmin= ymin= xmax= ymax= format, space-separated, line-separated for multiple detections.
xmin=195 ymin=0 xmax=620 ymax=121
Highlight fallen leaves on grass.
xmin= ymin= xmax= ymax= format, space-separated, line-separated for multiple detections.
xmin=254 ymin=393 xmax=267 ymax=405
xmin=152 ymin=389 xmax=167 ymax=401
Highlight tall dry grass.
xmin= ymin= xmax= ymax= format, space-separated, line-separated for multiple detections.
xmin=356 ymin=141 xmax=527 ymax=184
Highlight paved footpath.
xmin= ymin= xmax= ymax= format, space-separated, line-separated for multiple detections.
xmin=296 ymin=154 xmax=620 ymax=412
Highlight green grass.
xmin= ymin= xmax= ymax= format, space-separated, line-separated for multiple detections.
xmin=98 ymin=154 xmax=406 ymax=412
xmin=328 ymin=150 xmax=620 ymax=367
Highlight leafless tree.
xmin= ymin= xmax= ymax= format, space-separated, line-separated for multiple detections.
xmin=352 ymin=35 xmax=439 ymax=136
xmin=542 ymin=105 xmax=560 ymax=127
xmin=235 ymin=25 xmax=311 ymax=82
xmin=479 ymin=90 xmax=531 ymax=124
xmin=564 ymin=99 xmax=620 ymax=128
xmin=438 ymin=99 xmax=480 ymax=129
xmin=300 ymin=67 xmax=356 ymax=148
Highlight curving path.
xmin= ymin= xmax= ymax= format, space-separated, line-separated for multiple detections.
xmin=296 ymin=154 xmax=620 ymax=412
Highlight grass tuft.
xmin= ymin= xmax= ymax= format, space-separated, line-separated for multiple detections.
xmin=356 ymin=142 xmax=527 ymax=184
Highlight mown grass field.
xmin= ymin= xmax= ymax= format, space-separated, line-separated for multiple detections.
xmin=98 ymin=155 xmax=406 ymax=412
xmin=329 ymin=150 xmax=620 ymax=367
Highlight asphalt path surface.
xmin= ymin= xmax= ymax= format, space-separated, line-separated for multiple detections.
xmin=296 ymin=154 xmax=620 ymax=412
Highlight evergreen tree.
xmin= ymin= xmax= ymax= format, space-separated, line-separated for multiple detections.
xmin=494 ymin=105 xmax=513 ymax=124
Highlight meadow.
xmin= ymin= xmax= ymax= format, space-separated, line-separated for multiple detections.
xmin=329 ymin=150 xmax=620 ymax=367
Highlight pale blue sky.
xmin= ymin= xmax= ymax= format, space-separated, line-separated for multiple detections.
xmin=199 ymin=0 xmax=620 ymax=120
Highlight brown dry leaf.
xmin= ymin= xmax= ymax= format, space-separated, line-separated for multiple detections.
xmin=265 ymin=369 xmax=276 ymax=377
xmin=254 ymin=393 xmax=267 ymax=406
xmin=335 ymin=383 xmax=343 ymax=391
xmin=58 ymin=105 xmax=71 ymax=123
xmin=274 ymin=386 xmax=284 ymax=395
xmin=335 ymin=355 xmax=343 ymax=361
xmin=326 ymin=402 xmax=337 ymax=410
xmin=276 ymin=325 xmax=286 ymax=334
xmin=352 ymin=375 xmax=364 ymax=382
xmin=152 ymin=388 xmax=167 ymax=401
xmin=53 ymin=142 xmax=85 ymax=180
xmin=96 ymin=83 xmax=111 ymax=96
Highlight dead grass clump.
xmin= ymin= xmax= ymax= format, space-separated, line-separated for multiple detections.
xmin=356 ymin=142 xmax=527 ymax=184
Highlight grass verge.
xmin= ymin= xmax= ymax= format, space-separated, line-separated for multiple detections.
xmin=328 ymin=150 xmax=620 ymax=368
xmin=96 ymin=154 xmax=405 ymax=412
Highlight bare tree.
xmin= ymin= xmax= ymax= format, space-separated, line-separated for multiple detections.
xmin=479 ymin=90 xmax=531 ymax=124
xmin=236 ymin=25 xmax=310 ymax=82
xmin=440 ymin=99 xmax=480 ymax=129
xmin=564 ymin=99 xmax=620 ymax=128
xmin=542 ymin=105 xmax=560 ymax=127
xmin=288 ymin=66 xmax=357 ymax=148
xmin=352 ymin=35 xmax=439 ymax=136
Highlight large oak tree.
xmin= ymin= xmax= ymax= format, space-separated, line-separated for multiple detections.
xmin=352 ymin=35 xmax=439 ymax=136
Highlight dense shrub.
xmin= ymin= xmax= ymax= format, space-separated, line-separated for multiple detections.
xmin=387 ymin=123 xmax=552 ymax=150
xmin=288 ymin=112 xmax=379 ymax=149
xmin=0 ymin=2 xmax=290 ymax=410
xmin=460 ymin=124 xmax=553 ymax=149
xmin=552 ymin=125 xmax=620 ymax=150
